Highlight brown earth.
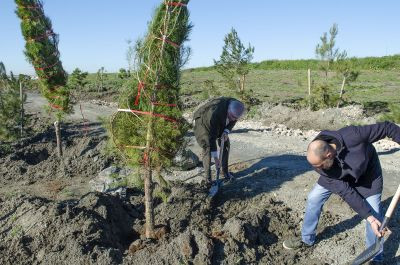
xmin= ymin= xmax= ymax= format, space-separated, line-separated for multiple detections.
xmin=0 ymin=93 xmax=399 ymax=264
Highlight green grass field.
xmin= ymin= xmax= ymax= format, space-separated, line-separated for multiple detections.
xmin=180 ymin=69 xmax=400 ymax=107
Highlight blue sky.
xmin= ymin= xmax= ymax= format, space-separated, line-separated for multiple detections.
xmin=1 ymin=0 xmax=399 ymax=75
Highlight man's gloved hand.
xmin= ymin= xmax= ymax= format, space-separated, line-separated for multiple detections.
xmin=211 ymin=151 xmax=220 ymax=169
xmin=367 ymin=215 xmax=390 ymax=237
xmin=214 ymin=157 xmax=221 ymax=169
xmin=222 ymin=129 xmax=230 ymax=142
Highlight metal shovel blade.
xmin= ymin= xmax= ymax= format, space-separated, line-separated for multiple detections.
xmin=352 ymin=238 xmax=382 ymax=265
xmin=208 ymin=139 xmax=225 ymax=198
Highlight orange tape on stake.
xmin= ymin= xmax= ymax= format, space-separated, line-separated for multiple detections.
xmin=118 ymin=108 xmax=178 ymax=123
xmin=135 ymin=82 xmax=145 ymax=105
xmin=28 ymin=30 xmax=55 ymax=43
xmin=157 ymin=36 xmax=180 ymax=48
xmin=35 ymin=60 xmax=58 ymax=71
xmin=49 ymin=103 xmax=63 ymax=110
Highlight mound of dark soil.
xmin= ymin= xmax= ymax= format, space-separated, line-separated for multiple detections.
xmin=0 ymin=116 xmax=113 ymax=199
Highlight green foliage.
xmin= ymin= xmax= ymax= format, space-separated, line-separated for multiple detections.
xmin=112 ymin=0 xmax=192 ymax=170
xmin=362 ymin=101 xmax=390 ymax=116
xmin=214 ymin=28 xmax=254 ymax=92
xmin=309 ymin=84 xmax=339 ymax=110
xmin=127 ymin=171 xmax=144 ymax=190
xmin=15 ymin=0 xmax=71 ymax=118
xmin=96 ymin=67 xmax=107 ymax=92
xmin=0 ymin=63 xmax=26 ymax=141
xmin=68 ymin=68 xmax=88 ymax=90
xmin=10 ymin=225 xmax=23 ymax=238
xmin=379 ymin=104 xmax=400 ymax=123
xmin=187 ymin=55 xmax=400 ymax=72
xmin=154 ymin=188 xmax=170 ymax=203
xmin=311 ymin=24 xmax=359 ymax=109
xmin=200 ymin=79 xmax=220 ymax=100
xmin=126 ymin=39 xmax=136 ymax=74
xmin=0 ymin=62 xmax=7 ymax=80
xmin=118 ymin=68 xmax=130 ymax=79
xmin=315 ymin=23 xmax=341 ymax=78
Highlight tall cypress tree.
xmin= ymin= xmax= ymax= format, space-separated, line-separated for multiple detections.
xmin=112 ymin=0 xmax=191 ymax=238
xmin=15 ymin=0 xmax=71 ymax=156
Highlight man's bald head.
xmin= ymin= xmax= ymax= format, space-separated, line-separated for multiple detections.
xmin=307 ymin=140 xmax=336 ymax=170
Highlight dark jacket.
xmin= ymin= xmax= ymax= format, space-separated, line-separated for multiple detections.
xmin=315 ymin=121 xmax=400 ymax=218
xmin=193 ymin=97 xmax=237 ymax=152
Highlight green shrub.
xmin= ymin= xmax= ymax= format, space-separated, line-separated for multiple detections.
xmin=0 ymin=84 xmax=25 ymax=141
xmin=199 ymin=79 xmax=221 ymax=100
xmin=310 ymin=84 xmax=339 ymax=110
xmin=379 ymin=104 xmax=400 ymax=123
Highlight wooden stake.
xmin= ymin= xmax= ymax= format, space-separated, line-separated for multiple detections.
xmin=20 ymin=82 xmax=24 ymax=137
xmin=308 ymin=69 xmax=311 ymax=109
xmin=144 ymin=115 xmax=155 ymax=238
xmin=337 ymin=76 xmax=346 ymax=108
xmin=54 ymin=120 xmax=62 ymax=157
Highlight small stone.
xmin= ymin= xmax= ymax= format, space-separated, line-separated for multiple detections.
xmin=128 ymin=239 xmax=144 ymax=254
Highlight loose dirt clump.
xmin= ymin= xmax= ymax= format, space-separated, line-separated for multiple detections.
xmin=0 ymin=192 xmax=141 ymax=265
xmin=0 ymin=180 xmax=329 ymax=265
xmin=1 ymin=97 xmax=398 ymax=264
xmin=0 ymin=115 xmax=112 ymax=200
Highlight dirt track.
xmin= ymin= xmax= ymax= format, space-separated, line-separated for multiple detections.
xmin=0 ymin=92 xmax=399 ymax=264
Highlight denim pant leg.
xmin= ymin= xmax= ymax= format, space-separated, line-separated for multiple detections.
xmin=365 ymin=194 xmax=384 ymax=259
xmin=301 ymin=183 xmax=332 ymax=245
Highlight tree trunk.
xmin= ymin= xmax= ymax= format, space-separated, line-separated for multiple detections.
xmin=54 ymin=120 xmax=62 ymax=157
xmin=144 ymin=104 xmax=155 ymax=239
xmin=337 ymin=76 xmax=346 ymax=108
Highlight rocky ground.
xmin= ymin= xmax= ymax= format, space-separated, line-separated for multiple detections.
xmin=0 ymin=92 xmax=399 ymax=265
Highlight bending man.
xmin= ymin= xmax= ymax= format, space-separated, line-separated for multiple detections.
xmin=193 ymin=97 xmax=245 ymax=187
xmin=283 ymin=121 xmax=400 ymax=263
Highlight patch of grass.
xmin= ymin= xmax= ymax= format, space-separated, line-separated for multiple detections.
xmin=0 ymin=143 xmax=13 ymax=156
xmin=10 ymin=225 xmax=23 ymax=238
xmin=362 ymin=101 xmax=390 ymax=116
xmin=154 ymin=188 xmax=170 ymax=203
xmin=181 ymin=69 xmax=400 ymax=108
xmin=126 ymin=171 xmax=144 ymax=190
xmin=61 ymin=188 xmax=76 ymax=198
xmin=379 ymin=104 xmax=400 ymax=123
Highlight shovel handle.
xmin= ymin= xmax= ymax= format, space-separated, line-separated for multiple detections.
xmin=378 ymin=184 xmax=400 ymax=233
xmin=219 ymin=137 xmax=225 ymax=163
xmin=385 ymin=184 xmax=400 ymax=218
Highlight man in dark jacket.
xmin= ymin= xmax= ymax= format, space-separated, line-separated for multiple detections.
xmin=283 ymin=121 xmax=400 ymax=262
xmin=193 ymin=97 xmax=245 ymax=186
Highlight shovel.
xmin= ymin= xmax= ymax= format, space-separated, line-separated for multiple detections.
xmin=209 ymin=138 xmax=225 ymax=197
xmin=352 ymin=184 xmax=400 ymax=265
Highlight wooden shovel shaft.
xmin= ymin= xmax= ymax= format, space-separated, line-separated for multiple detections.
xmin=216 ymin=138 xmax=225 ymax=181
xmin=352 ymin=184 xmax=400 ymax=265
xmin=385 ymin=184 xmax=400 ymax=218
xmin=219 ymin=138 xmax=225 ymax=164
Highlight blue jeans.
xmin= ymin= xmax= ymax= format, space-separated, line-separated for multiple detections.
xmin=301 ymin=183 xmax=383 ymax=260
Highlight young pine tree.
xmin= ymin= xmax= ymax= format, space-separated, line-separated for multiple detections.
xmin=112 ymin=0 xmax=191 ymax=238
xmin=68 ymin=68 xmax=88 ymax=91
xmin=315 ymin=23 xmax=340 ymax=78
xmin=15 ymin=0 xmax=71 ymax=157
xmin=0 ymin=62 xmax=26 ymax=141
xmin=335 ymin=51 xmax=359 ymax=107
xmin=214 ymin=28 xmax=254 ymax=96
